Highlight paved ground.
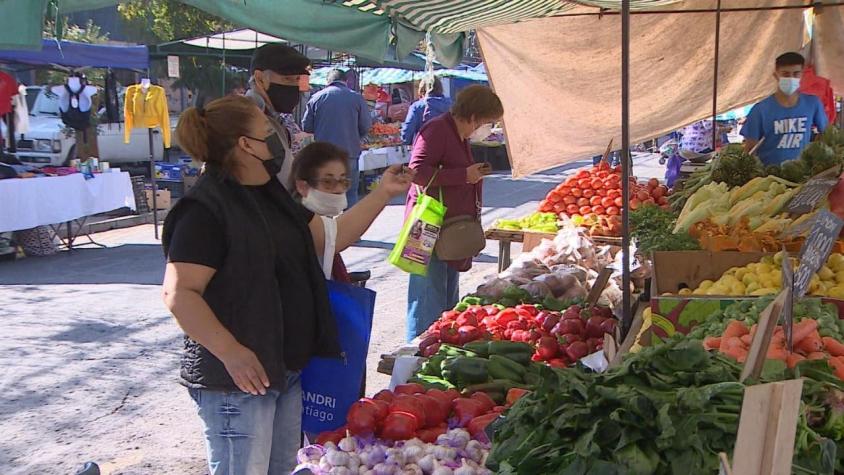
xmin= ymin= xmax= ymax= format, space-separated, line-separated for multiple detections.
xmin=0 ymin=157 xmax=665 ymax=474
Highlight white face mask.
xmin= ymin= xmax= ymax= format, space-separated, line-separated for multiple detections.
xmin=301 ymin=188 xmax=347 ymax=217
xmin=778 ymin=77 xmax=801 ymax=96
xmin=470 ymin=123 xmax=493 ymax=142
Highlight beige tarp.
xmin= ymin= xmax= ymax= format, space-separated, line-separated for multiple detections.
xmin=813 ymin=4 xmax=844 ymax=92
xmin=477 ymin=0 xmax=813 ymax=177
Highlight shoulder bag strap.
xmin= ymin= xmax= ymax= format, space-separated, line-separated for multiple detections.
xmin=319 ymin=215 xmax=337 ymax=279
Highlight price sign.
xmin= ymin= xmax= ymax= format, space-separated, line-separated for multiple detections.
xmin=793 ymin=210 xmax=844 ymax=298
xmin=167 ymin=55 xmax=180 ymax=78
xmin=787 ymin=168 xmax=840 ymax=216
xmin=782 ymin=215 xmax=817 ymax=239
xmin=780 ymin=246 xmax=794 ymax=352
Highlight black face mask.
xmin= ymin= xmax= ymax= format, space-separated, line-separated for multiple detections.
xmin=245 ymin=132 xmax=286 ymax=177
xmin=266 ymin=84 xmax=301 ymax=114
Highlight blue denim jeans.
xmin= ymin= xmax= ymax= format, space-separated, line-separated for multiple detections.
xmin=346 ymin=157 xmax=360 ymax=206
xmin=407 ymin=255 xmax=459 ymax=342
xmin=189 ymin=371 xmax=302 ymax=475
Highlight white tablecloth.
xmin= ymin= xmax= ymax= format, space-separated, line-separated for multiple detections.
xmin=358 ymin=145 xmax=410 ymax=171
xmin=0 ymin=171 xmax=136 ymax=233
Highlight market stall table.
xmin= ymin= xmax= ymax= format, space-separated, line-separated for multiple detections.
xmin=0 ymin=171 xmax=136 ymax=248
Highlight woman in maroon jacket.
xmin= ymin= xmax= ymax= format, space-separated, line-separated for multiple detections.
xmin=404 ymin=85 xmax=504 ymax=341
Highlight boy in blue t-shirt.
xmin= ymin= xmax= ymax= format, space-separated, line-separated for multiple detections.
xmin=740 ymin=52 xmax=828 ymax=166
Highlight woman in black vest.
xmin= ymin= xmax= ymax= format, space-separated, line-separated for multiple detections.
xmin=161 ymin=95 xmax=412 ymax=475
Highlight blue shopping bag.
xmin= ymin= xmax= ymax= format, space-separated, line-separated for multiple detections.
xmin=301 ymin=280 xmax=376 ymax=434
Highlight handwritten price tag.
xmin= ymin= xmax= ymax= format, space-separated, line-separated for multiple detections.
xmin=787 ymin=168 xmax=840 ymax=216
xmin=793 ymin=210 xmax=844 ymax=298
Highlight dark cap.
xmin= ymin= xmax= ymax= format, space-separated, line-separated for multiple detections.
xmin=251 ymin=43 xmax=310 ymax=74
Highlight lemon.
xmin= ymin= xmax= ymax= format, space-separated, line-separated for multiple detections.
xmin=810 ymin=275 xmax=822 ymax=293
xmin=721 ymin=275 xmax=740 ymax=286
xmin=734 ymin=268 xmax=748 ymax=281
xmin=768 ymin=269 xmax=782 ymax=282
xmin=730 ymin=282 xmax=746 ymax=295
xmin=835 ymin=271 xmax=844 ymax=283
xmin=698 ymin=280 xmax=714 ymax=291
xmin=706 ymin=286 xmax=725 ymax=295
xmin=724 ymin=267 xmax=739 ymax=276
xmin=692 ymin=287 xmax=706 ymax=295
xmin=828 ymin=253 xmax=844 ymax=271
xmin=773 ymin=251 xmax=786 ymax=265
xmin=761 ymin=256 xmax=774 ymax=266
xmin=678 ymin=288 xmax=693 ymax=296
xmin=813 ymin=282 xmax=829 ymax=296
xmin=827 ymin=286 xmax=844 ymax=299
xmin=742 ymin=274 xmax=758 ymax=287
xmin=819 ymin=266 xmax=835 ymax=281
xmin=745 ymin=282 xmax=761 ymax=294
xmin=757 ymin=263 xmax=774 ymax=274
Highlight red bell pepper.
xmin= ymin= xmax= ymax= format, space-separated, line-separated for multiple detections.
xmin=315 ymin=428 xmax=345 ymax=446
xmin=394 ymin=383 xmax=425 ymax=395
xmin=507 ymin=319 xmax=528 ymax=331
xmin=470 ymin=392 xmax=496 ymax=412
xmin=467 ymin=413 xmax=499 ymax=441
xmin=441 ymin=310 xmax=460 ymax=321
xmin=516 ymin=304 xmax=539 ymax=317
xmin=373 ymin=389 xmax=395 ymax=403
xmin=547 ymin=358 xmax=569 ymax=369
xmin=425 ymin=389 xmax=454 ymax=415
xmin=537 ymin=336 xmax=559 ymax=361
xmin=452 ymin=398 xmax=485 ymax=427
xmin=458 ymin=325 xmax=482 ymax=344
xmin=439 ymin=325 xmax=461 ymax=345
xmin=416 ymin=423 xmax=448 ymax=443
xmin=389 ymin=395 xmax=425 ymax=426
xmin=482 ymin=305 xmax=499 ymax=316
xmin=380 ymin=411 xmax=419 ymax=441
xmin=496 ymin=308 xmax=518 ymax=326
xmin=456 ymin=311 xmax=479 ymax=328
xmin=415 ymin=394 xmax=449 ymax=428
xmin=506 ymin=388 xmax=530 ymax=406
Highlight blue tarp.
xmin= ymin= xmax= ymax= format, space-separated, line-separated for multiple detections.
xmin=310 ymin=66 xmax=487 ymax=87
xmin=0 ymin=39 xmax=149 ymax=70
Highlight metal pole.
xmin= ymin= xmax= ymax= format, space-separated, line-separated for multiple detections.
xmin=149 ymin=128 xmax=158 ymax=240
xmin=222 ymin=33 xmax=227 ymax=97
xmin=712 ymin=0 xmax=722 ymax=149
xmin=621 ymin=0 xmax=632 ymax=336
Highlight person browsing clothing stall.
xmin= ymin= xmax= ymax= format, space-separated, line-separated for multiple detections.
xmin=404 ymin=85 xmax=504 ymax=342
xmin=401 ymin=76 xmax=452 ymax=146
xmin=245 ymin=43 xmax=311 ymax=190
xmin=161 ymin=95 xmax=413 ymax=475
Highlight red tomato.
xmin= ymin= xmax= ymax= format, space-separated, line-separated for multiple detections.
xmin=582 ymin=189 xmax=595 ymax=199
xmin=608 ymin=190 xmax=621 ymax=199
xmin=577 ymin=197 xmax=590 ymax=207
xmin=547 ymin=192 xmax=562 ymax=203
xmin=596 ymin=171 xmax=609 ymax=179
xmin=614 ymin=197 xmax=623 ymax=207
xmin=652 ymin=185 xmax=667 ymax=199
xmin=592 ymin=205 xmax=605 ymax=215
xmin=539 ymin=200 xmax=553 ymax=212
xmin=563 ymin=195 xmax=577 ymax=205
xmin=658 ymin=196 xmax=668 ymax=205
xmin=578 ymin=179 xmax=592 ymax=189
xmin=644 ymin=198 xmax=656 ymax=206
xmin=606 ymin=206 xmax=620 ymax=216
xmin=630 ymin=198 xmax=641 ymax=210
xmin=565 ymin=177 xmax=578 ymax=187
xmin=636 ymin=190 xmax=650 ymax=202
xmin=579 ymin=206 xmax=592 ymax=215
xmin=553 ymin=203 xmax=566 ymax=213
xmin=576 ymin=170 xmax=590 ymax=179
xmin=590 ymin=178 xmax=603 ymax=189
xmin=566 ymin=204 xmax=580 ymax=215
xmin=589 ymin=196 xmax=603 ymax=206
xmin=571 ymin=188 xmax=583 ymax=198
xmin=648 ymin=178 xmax=659 ymax=190
xmin=559 ymin=187 xmax=572 ymax=196
xmin=601 ymin=196 xmax=614 ymax=208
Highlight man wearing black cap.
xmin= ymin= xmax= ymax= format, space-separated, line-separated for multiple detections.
xmin=246 ymin=43 xmax=311 ymax=190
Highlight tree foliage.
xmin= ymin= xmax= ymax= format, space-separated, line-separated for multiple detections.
xmin=117 ymin=0 xmax=235 ymax=44
xmin=40 ymin=19 xmax=111 ymax=85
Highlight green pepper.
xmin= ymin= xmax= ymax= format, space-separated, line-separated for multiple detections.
xmin=420 ymin=354 xmax=445 ymax=377
xmin=497 ymin=298 xmax=517 ymax=308
xmin=463 ymin=296 xmax=482 ymax=306
xmin=453 ymin=302 xmax=469 ymax=312
xmin=409 ymin=375 xmax=455 ymax=390
xmin=488 ymin=357 xmax=524 ymax=383
xmin=442 ymin=356 xmax=489 ymax=387
xmin=523 ymin=372 xmax=540 ymax=387
xmin=489 ymin=355 xmax=526 ymax=378
xmin=439 ymin=344 xmax=478 ymax=358
xmin=463 ymin=340 xmax=491 ymax=357
xmin=486 ymin=341 xmax=534 ymax=366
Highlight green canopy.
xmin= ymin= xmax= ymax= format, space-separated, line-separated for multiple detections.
xmin=0 ymin=0 xmax=465 ymax=66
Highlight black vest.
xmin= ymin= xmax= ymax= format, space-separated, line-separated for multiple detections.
xmin=162 ymin=171 xmax=341 ymax=390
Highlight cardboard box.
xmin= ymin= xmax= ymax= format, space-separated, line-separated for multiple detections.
xmin=649 ymin=251 xmax=773 ymax=339
xmin=521 ymin=231 xmax=556 ymax=252
xmin=145 ymin=189 xmax=171 ymax=210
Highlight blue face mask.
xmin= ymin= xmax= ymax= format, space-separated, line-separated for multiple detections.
xmin=778 ymin=77 xmax=801 ymax=96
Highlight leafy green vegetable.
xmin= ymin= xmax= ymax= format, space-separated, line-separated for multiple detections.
xmin=801 ymin=141 xmax=841 ymax=177
xmin=711 ymin=144 xmax=765 ymax=188
xmin=487 ymin=338 xmax=842 ymax=474
xmin=630 ymin=204 xmax=699 ymax=254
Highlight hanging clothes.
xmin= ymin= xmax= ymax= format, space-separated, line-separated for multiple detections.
xmin=800 ymin=65 xmax=837 ymax=124
xmin=103 ymin=70 xmax=121 ymax=124
xmin=53 ymin=83 xmax=97 ymax=113
xmin=0 ymin=71 xmax=18 ymax=116
xmin=12 ymin=84 xmax=29 ymax=134
xmin=124 ymin=84 xmax=171 ymax=148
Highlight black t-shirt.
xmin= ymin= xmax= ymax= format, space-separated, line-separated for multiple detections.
xmin=167 ymin=181 xmax=317 ymax=370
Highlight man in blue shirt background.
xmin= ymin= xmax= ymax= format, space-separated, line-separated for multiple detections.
xmin=303 ymin=69 xmax=372 ymax=205
xmin=401 ymin=76 xmax=452 ymax=146
xmin=741 ymin=52 xmax=828 ymax=166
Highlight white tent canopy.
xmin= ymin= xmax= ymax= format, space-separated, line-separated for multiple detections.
xmin=181 ymin=28 xmax=287 ymax=50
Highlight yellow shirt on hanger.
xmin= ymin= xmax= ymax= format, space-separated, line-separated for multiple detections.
xmin=124 ymin=84 xmax=171 ymax=148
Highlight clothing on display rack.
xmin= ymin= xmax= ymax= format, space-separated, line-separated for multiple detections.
xmin=123 ymin=83 xmax=171 ymax=147
xmin=12 ymin=84 xmax=29 ymax=134
xmin=103 ymin=70 xmax=121 ymax=124
xmin=0 ymin=71 xmax=18 ymax=116
xmin=54 ymin=77 xmax=97 ymax=131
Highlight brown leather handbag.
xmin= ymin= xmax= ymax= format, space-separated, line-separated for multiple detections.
xmin=434 ymin=185 xmax=485 ymax=261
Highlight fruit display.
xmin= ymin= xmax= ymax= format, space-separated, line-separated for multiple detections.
xmin=674 ymin=251 xmax=844 ymax=298
xmin=537 ymin=161 xmax=669 ymax=237
xmin=369 ymin=122 xmax=401 ymax=136
xmin=298 ymin=428 xmax=492 ymax=474
xmin=491 ymin=212 xmax=557 ymax=233
xmin=673 ymin=175 xmax=799 ymax=234
xmin=689 ymin=217 xmax=782 ymax=252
